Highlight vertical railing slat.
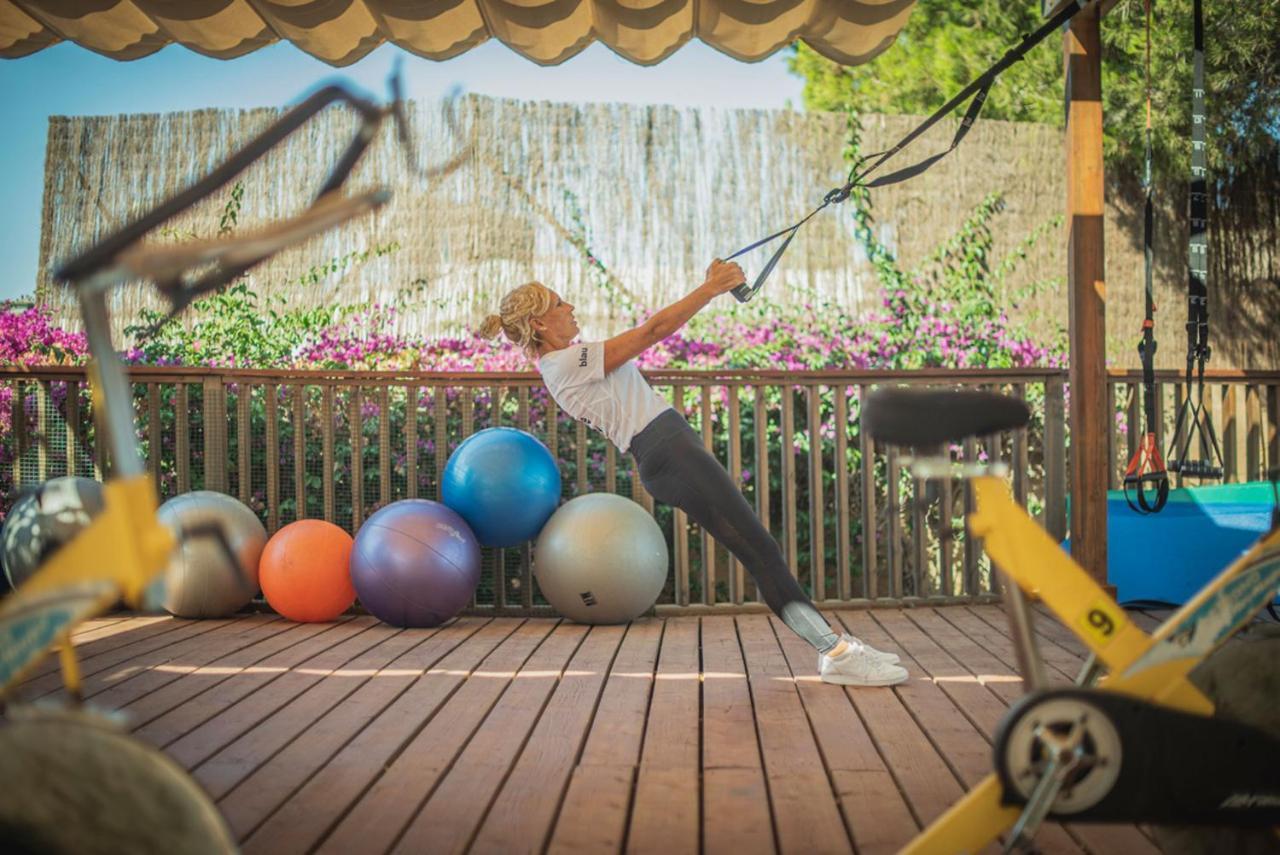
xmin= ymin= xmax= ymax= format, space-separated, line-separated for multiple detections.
xmin=322 ymin=385 xmax=335 ymax=523
xmin=671 ymin=384 xmax=689 ymax=606
xmin=963 ymin=435 xmax=980 ymax=598
xmin=292 ymin=386 xmax=305 ymax=520
xmin=1044 ymin=375 xmax=1067 ymax=541
xmin=36 ymin=380 xmax=49 ymax=481
xmin=753 ymin=386 xmax=769 ymax=603
xmin=12 ymin=380 xmax=27 ymax=488
xmin=434 ymin=385 xmax=448 ymax=500
xmin=807 ymin=385 xmax=826 ymax=602
xmin=700 ymin=384 xmax=715 ymax=605
xmin=350 ymin=386 xmax=363 ymax=528
xmin=237 ymin=381 xmax=251 ymax=505
xmin=147 ymin=383 xmax=162 ymax=495
xmin=406 ymin=386 xmax=418 ymax=500
xmin=175 ymin=383 xmax=189 ymax=494
xmin=379 ymin=385 xmax=391 ymax=509
xmin=66 ymin=380 xmax=81 ymax=479
xmin=1245 ymin=384 xmax=1262 ymax=481
xmin=266 ymin=382 xmax=279 ymax=532
xmin=887 ymin=444 xmax=902 ymax=599
xmin=727 ymin=383 xmax=745 ymax=604
xmin=858 ymin=384 xmax=877 ymax=600
xmin=834 ymin=386 xmax=851 ymax=602
xmin=1013 ymin=383 xmax=1029 ymax=507
xmin=781 ymin=384 xmax=797 ymax=577
xmin=203 ymin=378 xmax=227 ymax=493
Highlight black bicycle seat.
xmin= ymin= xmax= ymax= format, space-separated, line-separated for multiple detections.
xmin=862 ymin=388 xmax=1031 ymax=447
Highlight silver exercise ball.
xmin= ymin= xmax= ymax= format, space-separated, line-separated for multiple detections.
xmin=156 ymin=491 xmax=265 ymax=618
xmin=533 ymin=493 xmax=668 ymax=624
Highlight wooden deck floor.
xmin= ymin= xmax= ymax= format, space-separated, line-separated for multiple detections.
xmin=17 ymin=605 xmax=1169 ymax=855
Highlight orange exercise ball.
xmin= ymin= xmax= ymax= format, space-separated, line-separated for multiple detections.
xmin=259 ymin=520 xmax=355 ymax=622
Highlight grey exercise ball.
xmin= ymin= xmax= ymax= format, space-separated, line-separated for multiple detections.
xmin=533 ymin=493 xmax=668 ymax=624
xmin=155 ymin=491 xmax=265 ymax=618
xmin=2 ymin=477 xmax=105 ymax=592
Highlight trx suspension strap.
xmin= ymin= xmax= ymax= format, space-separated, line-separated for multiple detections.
xmin=1123 ymin=0 xmax=1170 ymax=514
xmin=724 ymin=1 xmax=1088 ymax=303
xmin=1166 ymin=0 xmax=1225 ymax=480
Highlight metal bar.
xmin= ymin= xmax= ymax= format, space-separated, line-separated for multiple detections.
xmin=998 ymin=567 xmax=1049 ymax=690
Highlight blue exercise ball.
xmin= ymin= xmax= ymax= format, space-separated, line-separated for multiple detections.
xmin=441 ymin=427 xmax=561 ymax=548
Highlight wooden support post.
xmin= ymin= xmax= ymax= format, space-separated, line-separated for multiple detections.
xmin=1066 ymin=6 xmax=1109 ymax=589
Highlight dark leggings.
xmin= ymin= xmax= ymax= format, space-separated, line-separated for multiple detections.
xmin=629 ymin=409 xmax=841 ymax=654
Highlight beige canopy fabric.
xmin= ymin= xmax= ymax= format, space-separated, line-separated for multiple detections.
xmin=0 ymin=0 xmax=914 ymax=67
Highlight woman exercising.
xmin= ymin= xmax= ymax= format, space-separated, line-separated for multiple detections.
xmin=479 ymin=260 xmax=907 ymax=686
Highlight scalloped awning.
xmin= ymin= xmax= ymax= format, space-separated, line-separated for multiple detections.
xmin=0 ymin=0 xmax=915 ymax=67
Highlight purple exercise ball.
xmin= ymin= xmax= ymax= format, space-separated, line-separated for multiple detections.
xmin=350 ymin=499 xmax=482 ymax=628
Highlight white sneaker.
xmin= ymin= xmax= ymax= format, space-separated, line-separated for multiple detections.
xmin=819 ymin=641 xmax=909 ymax=687
xmin=826 ymin=634 xmax=900 ymax=665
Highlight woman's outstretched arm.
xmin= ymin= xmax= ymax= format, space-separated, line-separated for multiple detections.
xmin=601 ymin=259 xmax=744 ymax=374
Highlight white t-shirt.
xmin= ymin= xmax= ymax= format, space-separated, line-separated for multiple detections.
xmin=538 ymin=341 xmax=672 ymax=453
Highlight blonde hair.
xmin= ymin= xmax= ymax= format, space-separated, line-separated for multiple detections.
xmin=477 ymin=281 xmax=556 ymax=356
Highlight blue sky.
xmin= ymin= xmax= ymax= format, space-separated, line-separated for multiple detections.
xmin=0 ymin=40 xmax=805 ymax=303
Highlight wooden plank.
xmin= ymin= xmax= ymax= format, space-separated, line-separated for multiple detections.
xmin=962 ymin=605 xmax=1089 ymax=679
xmin=1065 ymin=4 xmax=1109 ymax=587
xmin=158 ymin=619 xmax=389 ymax=768
xmin=1223 ymin=384 xmax=1239 ymax=482
xmin=75 ymin=615 xmax=289 ymax=712
xmin=1245 ymin=384 xmax=1263 ymax=481
xmin=17 ymin=616 xmax=231 ymax=700
xmin=517 ymin=384 xmax=530 ymax=429
xmin=903 ymin=608 xmax=1157 ymax=854
xmin=435 ymin=386 xmax=448 ymax=500
xmin=167 ymin=616 xmax=496 ymax=849
xmin=700 ymin=616 xmax=774 ymax=855
xmin=121 ymin=620 xmax=338 ymax=732
xmin=575 ymin=419 xmax=588 ymax=495
xmin=222 ymin=619 xmax=494 ymax=843
xmin=36 ymin=379 xmax=48 ymax=479
xmin=466 ymin=625 xmax=627 ymax=854
xmin=827 ymin=611 xmax=964 ymax=828
xmin=859 ymin=385 xmax=878 ymax=599
xmin=19 ymin=616 xmax=186 ymax=685
xmin=177 ymin=384 xmax=191 ymax=492
xmin=545 ymin=619 xmax=663 ymax=854
xmin=130 ymin=618 xmax=375 ymax=750
xmin=627 ymin=617 xmax=701 ymax=854
xmin=1014 ymin=383 xmax=1029 ymax=507
xmin=203 ymin=377 xmax=227 ymax=493
xmin=864 ymin=615 xmax=1091 ymax=855
xmin=772 ymin=616 xmax=916 ymax=855
xmin=1106 ymin=381 xmax=1117 ymax=490
xmin=912 ymin=473 xmax=927 ymax=597
xmin=1268 ymin=384 xmax=1279 ymax=475
xmin=316 ymin=620 xmax=554 ymax=855
xmin=963 ymin=436 xmax=980 ymax=597
xmin=12 ymin=380 xmax=26 ymax=487
xmin=735 ymin=613 xmax=850 ymax=852
xmin=392 ymin=623 xmax=590 ymax=854
xmin=193 ymin=626 xmax=431 ymax=801
xmin=1125 ymin=381 xmax=1140 ymax=485
xmin=940 ymin=473 xmax=955 ymax=598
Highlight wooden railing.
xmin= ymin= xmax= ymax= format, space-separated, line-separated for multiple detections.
xmin=4 ymin=366 xmax=1275 ymax=615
